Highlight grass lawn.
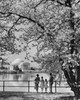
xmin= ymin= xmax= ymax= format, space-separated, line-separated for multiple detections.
xmin=0 ymin=92 xmax=74 ymax=100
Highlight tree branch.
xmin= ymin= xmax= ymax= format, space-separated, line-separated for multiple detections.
xmin=34 ymin=0 xmax=44 ymax=8
xmin=50 ymin=0 xmax=72 ymax=7
xmin=56 ymin=0 xmax=65 ymax=6
xmin=34 ymin=0 xmax=48 ymax=8
xmin=8 ymin=16 xmax=21 ymax=37
xmin=75 ymin=0 xmax=80 ymax=5
xmin=0 ymin=11 xmax=45 ymax=31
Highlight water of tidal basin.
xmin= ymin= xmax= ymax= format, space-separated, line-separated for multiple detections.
xmin=0 ymin=72 xmax=73 ymax=93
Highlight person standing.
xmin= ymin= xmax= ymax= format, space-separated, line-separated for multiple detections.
xmin=40 ymin=76 xmax=44 ymax=92
xmin=44 ymin=79 xmax=48 ymax=93
xmin=49 ymin=73 xmax=53 ymax=93
xmin=34 ymin=74 xmax=40 ymax=93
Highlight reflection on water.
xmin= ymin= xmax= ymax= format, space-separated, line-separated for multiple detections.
xmin=9 ymin=72 xmax=49 ymax=81
xmin=0 ymin=72 xmax=49 ymax=80
xmin=0 ymin=72 xmax=49 ymax=86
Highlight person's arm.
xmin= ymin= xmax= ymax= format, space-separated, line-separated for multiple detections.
xmin=34 ymin=78 xmax=36 ymax=82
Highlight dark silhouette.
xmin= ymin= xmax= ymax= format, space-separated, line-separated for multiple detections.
xmin=34 ymin=74 xmax=40 ymax=93
xmin=59 ymin=58 xmax=80 ymax=98
xmin=69 ymin=64 xmax=75 ymax=83
xmin=70 ymin=38 xmax=75 ymax=54
xmin=40 ymin=76 xmax=44 ymax=92
xmin=76 ymin=65 xmax=80 ymax=85
xmin=70 ymin=34 xmax=75 ymax=54
xmin=70 ymin=34 xmax=78 ymax=55
xmin=44 ymin=79 xmax=48 ymax=93
xmin=49 ymin=73 xmax=54 ymax=93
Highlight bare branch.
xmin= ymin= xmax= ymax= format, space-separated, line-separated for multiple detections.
xmin=34 ymin=0 xmax=44 ymax=8
xmin=0 ymin=11 xmax=45 ymax=31
xmin=56 ymin=0 xmax=65 ymax=6
xmin=75 ymin=0 xmax=80 ymax=5
xmin=50 ymin=0 xmax=72 ymax=7
xmin=34 ymin=0 xmax=48 ymax=8
xmin=8 ymin=16 xmax=21 ymax=37
xmin=48 ymin=0 xmax=65 ymax=6
xmin=37 ymin=34 xmax=44 ymax=40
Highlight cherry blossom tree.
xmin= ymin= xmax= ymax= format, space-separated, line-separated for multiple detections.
xmin=1 ymin=0 xmax=80 ymax=98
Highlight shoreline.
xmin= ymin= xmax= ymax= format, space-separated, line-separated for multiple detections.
xmin=0 ymin=70 xmax=47 ymax=74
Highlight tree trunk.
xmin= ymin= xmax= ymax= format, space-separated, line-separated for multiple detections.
xmin=63 ymin=67 xmax=80 ymax=99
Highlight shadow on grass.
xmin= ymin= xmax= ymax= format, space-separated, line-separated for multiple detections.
xmin=0 ymin=96 xmax=76 ymax=100
xmin=0 ymin=92 xmax=75 ymax=100
xmin=55 ymin=96 xmax=77 ymax=100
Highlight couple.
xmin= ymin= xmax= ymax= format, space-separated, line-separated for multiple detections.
xmin=34 ymin=73 xmax=53 ymax=93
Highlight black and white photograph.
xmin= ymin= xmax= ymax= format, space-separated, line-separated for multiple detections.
xmin=0 ymin=0 xmax=80 ymax=100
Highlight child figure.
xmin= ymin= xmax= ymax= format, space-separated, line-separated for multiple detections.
xmin=44 ymin=79 xmax=48 ymax=93
xmin=40 ymin=76 xmax=44 ymax=92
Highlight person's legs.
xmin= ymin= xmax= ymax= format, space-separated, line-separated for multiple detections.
xmin=36 ymin=84 xmax=38 ymax=93
xmin=45 ymin=88 xmax=46 ymax=93
xmin=50 ymin=84 xmax=52 ymax=93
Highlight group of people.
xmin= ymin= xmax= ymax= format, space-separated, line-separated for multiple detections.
xmin=34 ymin=73 xmax=53 ymax=93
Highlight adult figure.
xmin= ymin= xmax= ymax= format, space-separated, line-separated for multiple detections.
xmin=44 ymin=79 xmax=48 ymax=93
xmin=49 ymin=73 xmax=53 ymax=93
xmin=40 ymin=76 xmax=44 ymax=92
xmin=34 ymin=74 xmax=40 ymax=93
